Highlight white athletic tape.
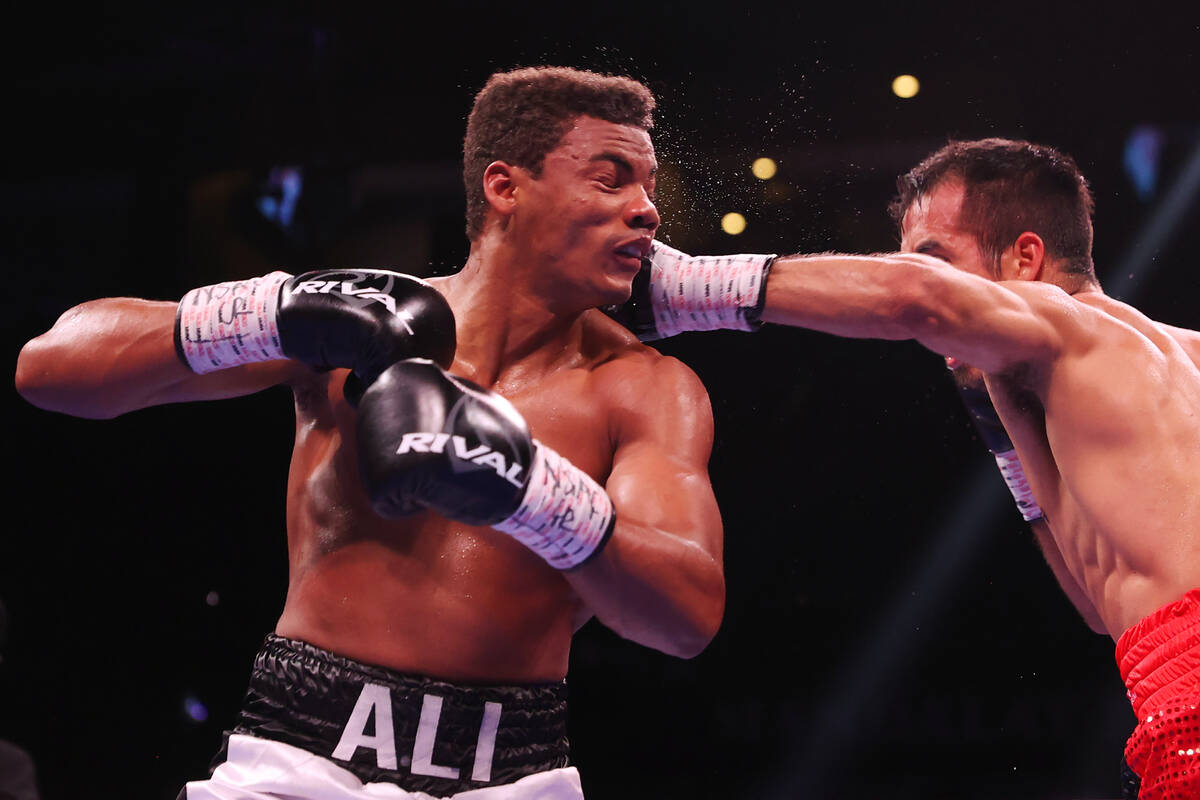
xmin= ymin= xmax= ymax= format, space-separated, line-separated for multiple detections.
xmin=995 ymin=449 xmax=1044 ymax=522
xmin=494 ymin=443 xmax=614 ymax=570
xmin=177 ymin=271 xmax=291 ymax=373
xmin=647 ymin=241 xmax=773 ymax=337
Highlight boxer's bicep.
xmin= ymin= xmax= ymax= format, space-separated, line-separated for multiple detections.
xmin=906 ymin=275 xmax=1068 ymax=374
xmin=563 ymin=356 xmax=723 ymax=658
xmin=605 ymin=355 xmax=721 ymax=558
xmin=605 ymin=442 xmax=723 ymax=564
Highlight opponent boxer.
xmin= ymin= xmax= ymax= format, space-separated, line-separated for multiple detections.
xmin=14 ymin=66 xmax=723 ymax=799
xmin=611 ymin=139 xmax=1200 ymax=799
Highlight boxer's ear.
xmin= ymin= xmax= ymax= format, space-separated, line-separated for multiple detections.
xmin=1001 ymin=232 xmax=1046 ymax=281
xmin=482 ymin=161 xmax=519 ymax=219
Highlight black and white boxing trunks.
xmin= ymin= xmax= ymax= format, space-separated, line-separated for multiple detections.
xmin=181 ymin=634 xmax=581 ymax=799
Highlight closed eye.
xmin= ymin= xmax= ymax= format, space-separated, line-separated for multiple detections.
xmin=915 ymin=242 xmax=951 ymax=262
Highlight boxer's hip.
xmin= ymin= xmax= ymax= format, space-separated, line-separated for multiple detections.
xmin=1114 ymin=590 xmax=1200 ymax=798
xmin=216 ymin=633 xmax=570 ymax=796
xmin=1116 ymin=588 xmax=1200 ymax=718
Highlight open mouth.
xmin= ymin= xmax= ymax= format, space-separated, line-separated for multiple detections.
xmin=612 ymin=240 xmax=650 ymax=270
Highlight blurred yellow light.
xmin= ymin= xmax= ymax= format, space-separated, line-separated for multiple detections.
xmin=721 ymin=212 xmax=747 ymax=235
xmin=892 ymin=74 xmax=920 ymax=99
xmin=751 ymin=157 xmax=777 ymax=180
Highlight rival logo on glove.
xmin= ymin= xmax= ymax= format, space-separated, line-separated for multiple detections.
xmin=289 ymin=273 xmax=417 ymax=334
xmin=397 ymin=433 xmax=526 ymax=487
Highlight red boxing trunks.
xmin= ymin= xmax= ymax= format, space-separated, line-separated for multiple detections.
xmin=185 ymin=634 xmax=572 ymax=798
xmin=1115 ymin=589 xmax=1200 ymax=800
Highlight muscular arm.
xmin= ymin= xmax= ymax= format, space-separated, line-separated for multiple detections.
xmin=15 ymin=298 xmax=299 ymax=419
xmin=760 ymin=253 xmax=1065 ymax=373
xmin=565 ymin=358 xmax=724 ymax=659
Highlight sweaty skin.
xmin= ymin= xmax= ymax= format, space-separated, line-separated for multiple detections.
xmin=14 ymin=116 xmax=724 ymax=683
xmin=760 ymin=180 xmax=1200 ymax=640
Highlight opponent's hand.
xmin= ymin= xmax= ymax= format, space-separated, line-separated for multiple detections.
xmin=601 ymin=240 xmax=776 ymax=341
xmin=357 ymin=360 xmax=615 ymax=569
xmin=176 ymin=269 xmax=456 ymax=402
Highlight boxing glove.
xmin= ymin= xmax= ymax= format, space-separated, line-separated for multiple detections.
xmin=956 ymin=382 xmax=1043 ymax=522
xmin=176 ymin=269 xmax=456 ymax=402
xmin=357 ymin=359 xmax=615 ymax=569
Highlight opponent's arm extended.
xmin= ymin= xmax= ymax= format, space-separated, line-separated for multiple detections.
xmin=608 ymin=243 xmax=1063 ymax=375
xmin=760 ymin=252 xmax=1065 ymax=373
xmin=563 ymin=356 xmax=723 ymax=659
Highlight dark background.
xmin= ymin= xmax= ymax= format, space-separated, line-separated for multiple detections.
xmin=3 ymin=3 xmax=1199 ymax=798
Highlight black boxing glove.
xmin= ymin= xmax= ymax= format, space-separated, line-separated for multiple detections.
xmin=601 ymin=240 xmax=776 ymax=341
xmin=357 ymin=360 xmax=616 ymax=569
xmin=956 ymin=382 xmax=1043 ymax=522
xmin=175 ymin=269 xmax=456 ymax=402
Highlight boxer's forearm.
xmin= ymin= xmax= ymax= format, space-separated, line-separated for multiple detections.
xmin=566 ymin=520 xmax=725 ymax=659
xmin=1030 ymin=518 xmax=1108 ymax=635
xmin=565 ymin=455 xmax=725 ymax=659
xmin=15 ymin=298 xmax=292 ymax=418
xmin=760 ymin=252 xmax=1054 ymax=374
xmin=760 ymin=253 xmax=935 ymax=341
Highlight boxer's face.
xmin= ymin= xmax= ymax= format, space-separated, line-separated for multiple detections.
xmin=515 ymin=115 xmax=659 ymax=307
xmin=899 ymin=179 xmax=996 ymax=281
xmin=900 ymin=178 xmax=994 ymax=388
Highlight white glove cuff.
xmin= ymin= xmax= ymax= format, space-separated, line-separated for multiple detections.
xmin=994 ymin=449 xmax=1044 ymax=522
xmin=494 ymin=442 xmax=615 ymax=570
xmin=176 ymin=271 xmax=292 ymax=373
xmin=647 ymin=241 xmax=774 ymax=337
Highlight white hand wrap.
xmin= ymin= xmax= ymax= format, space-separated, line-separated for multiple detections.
xmin=493 ymin=442 xmax=616 ymax=570
xmin=994 ymin=449 xmax=1044 ymax=522
xmin=647 ymin=241 xmax=775 ymax=337
xmin=176 ymin=271 xmax=292 ymax=373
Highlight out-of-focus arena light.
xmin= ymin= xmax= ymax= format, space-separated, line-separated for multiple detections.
xmin=183 ymin=695 xmax=210 ymax=723
xmin=751 ymin=157 xmax=778 ymax=180
xmin=205 ymin=591 xmax=220 ymax=607
xmin=892 ymin=74 xmax=920 ymax=99
xmin=721 ymin=212 xmax=747 ymax=235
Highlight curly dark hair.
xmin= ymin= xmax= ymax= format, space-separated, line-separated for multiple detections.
xmin=462 ymin=66 xmax=656 ymax=241
xmin=889 ymin=138 xmax=1096 ymax=278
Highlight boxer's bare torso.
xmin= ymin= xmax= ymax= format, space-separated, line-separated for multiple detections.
xmin=17 ymin=114 xmax=723 ymax=685
xmin=277 ymin=304 xmax=680 ymax=683
xmin=985 ymin=293 xmax=1200 ymax=638
xmin=894 ymin=178 xmax=1200 ymax=638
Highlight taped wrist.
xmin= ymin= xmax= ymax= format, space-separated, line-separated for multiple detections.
xmin=175 ymin=272 xmax=292 ymax=373
xmin=493 ymin=442 xmax=616 ymax=570
xmin=648 ymin=241 xmax=775 ymax=337
xmin=994 ymin=449 xmax=1044 ymax=522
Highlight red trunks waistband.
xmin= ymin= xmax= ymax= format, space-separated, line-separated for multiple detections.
xmin=1115 ymin=589 xmax=1200 ymax=718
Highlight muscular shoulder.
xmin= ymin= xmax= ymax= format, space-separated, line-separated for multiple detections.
xmin=580 ymin=311 xmax=714 ymax=455
xmin=996 ymin=282 xmax=1114 ymax=358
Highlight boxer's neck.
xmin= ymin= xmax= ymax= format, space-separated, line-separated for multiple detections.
xmin=437 ymin=239 xmax=588 ymax=387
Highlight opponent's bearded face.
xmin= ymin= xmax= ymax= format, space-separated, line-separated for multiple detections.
xmin=512 ymin=115 xmax=659 ymax=307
